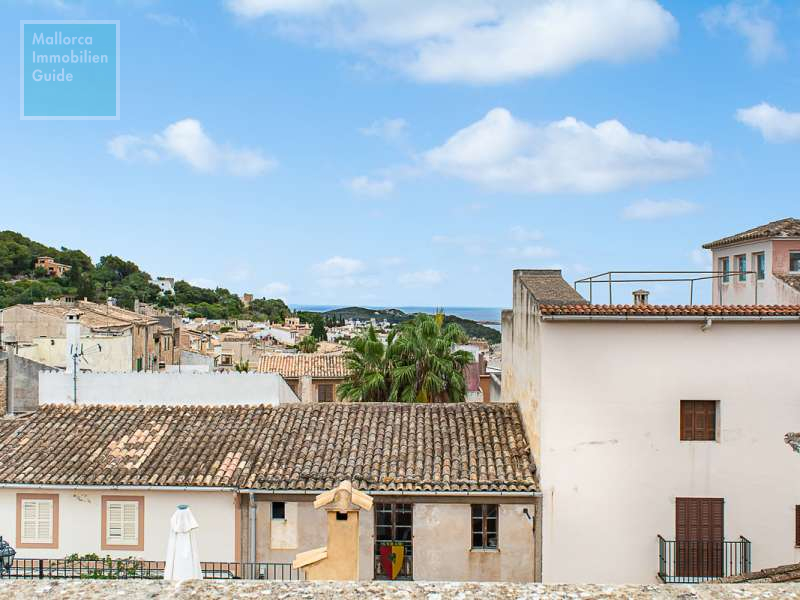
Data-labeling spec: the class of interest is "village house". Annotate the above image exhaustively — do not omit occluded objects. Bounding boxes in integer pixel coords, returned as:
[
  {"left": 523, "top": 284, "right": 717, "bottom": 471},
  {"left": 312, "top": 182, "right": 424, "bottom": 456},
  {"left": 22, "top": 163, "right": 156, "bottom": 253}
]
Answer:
[
  {"left": 0, "top": 402, "right": 539, "bottom": 582},
  {"left": 258, "top": 354, "right": 348, "bottom": 402},
  {"left": 502, "top": 268, "right": 800, "bottom": 584},
  {"left": 704, "top": 217, "right": 800, "bottom": 305},
  {"left": 261, "top": 317, "right": 313, "bottom": 346},
  {"left": 0, "top": 300, "right": 162, "bottom": 372},
  {"left": 34, "top": 256, "right": 71, "bottom": 278}
]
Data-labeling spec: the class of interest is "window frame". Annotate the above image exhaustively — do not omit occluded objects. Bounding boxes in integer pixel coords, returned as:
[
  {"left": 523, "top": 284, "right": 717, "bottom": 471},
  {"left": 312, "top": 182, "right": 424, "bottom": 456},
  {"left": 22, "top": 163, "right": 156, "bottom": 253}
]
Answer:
[
  {"left": 753, "top": 252, "right": 766, "bottom": 280},
  {"left": 317, "top": 383, "right": 334, "bottom": 403},
  {"left": 470, "top": 504, "right": 499, "bottom": 551},
  {"left": 790, "top": 252, "right": 800, "bottom": 274},
  {"left": 101, "top": 495, "right": 144, "bottom": 551},
  {"left": 680, "top": 400, "right": 718, "bottom": 442},
  {"left": 735, "top": 254, "right": 747, "bottom": 282},
  {"left": 720, "top": 257, "right": 730, "bottom": 283},
  {"left": 16, "top": 493, "right": 59, "bottom": 549}
]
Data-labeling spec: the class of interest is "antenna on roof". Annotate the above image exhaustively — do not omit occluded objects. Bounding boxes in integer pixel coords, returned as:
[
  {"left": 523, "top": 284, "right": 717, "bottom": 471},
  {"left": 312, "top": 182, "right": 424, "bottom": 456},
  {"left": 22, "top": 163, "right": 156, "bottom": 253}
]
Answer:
[{"left": 70, "top": 343, "right": 102, "bottom": 405}]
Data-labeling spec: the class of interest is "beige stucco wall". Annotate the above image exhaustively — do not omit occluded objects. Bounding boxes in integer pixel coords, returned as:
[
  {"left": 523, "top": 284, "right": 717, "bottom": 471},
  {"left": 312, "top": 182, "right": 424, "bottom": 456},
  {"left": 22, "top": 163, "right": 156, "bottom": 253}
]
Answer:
[
  {"left": 412, "top": 503, "right": 535, "bottom": 582},
  {"left": 16, "top": 334, "right": 133, "bottom": 372},
  {"left": 250, "top": 497, "right": 535, "bottom": 582},
  {"left": 0, "top": 488, "right": 237, "bottom": 561},
  {"left": 534, "top": 319, "right": 800, "bottom": 584}
]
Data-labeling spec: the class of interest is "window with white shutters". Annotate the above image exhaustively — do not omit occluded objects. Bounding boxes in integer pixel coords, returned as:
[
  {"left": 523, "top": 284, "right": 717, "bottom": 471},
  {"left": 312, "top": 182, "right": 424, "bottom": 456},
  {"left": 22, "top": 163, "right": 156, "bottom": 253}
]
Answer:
[
  {"left": 20, "top": 499, "right": 53, "bottom": 544},
  {"left": 105, "top": 500, "right": 139, "bottom": 546}
]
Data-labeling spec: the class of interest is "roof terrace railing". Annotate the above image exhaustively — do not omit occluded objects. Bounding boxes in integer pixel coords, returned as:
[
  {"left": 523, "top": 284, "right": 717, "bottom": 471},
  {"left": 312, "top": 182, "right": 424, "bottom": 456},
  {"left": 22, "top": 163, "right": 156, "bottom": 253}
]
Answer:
[{"left": 574, "top": 271, "right": 758, "bottom": 306}]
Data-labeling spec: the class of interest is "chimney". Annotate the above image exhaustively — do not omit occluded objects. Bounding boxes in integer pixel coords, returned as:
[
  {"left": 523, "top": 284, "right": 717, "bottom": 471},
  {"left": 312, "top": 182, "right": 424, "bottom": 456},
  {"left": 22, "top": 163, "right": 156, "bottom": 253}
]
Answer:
[
  {"left": 64, "top": 309, "right": 83, "bottom": 373},
  {"left": 632, "top": 289, "right": 650, "bottom": 306}
]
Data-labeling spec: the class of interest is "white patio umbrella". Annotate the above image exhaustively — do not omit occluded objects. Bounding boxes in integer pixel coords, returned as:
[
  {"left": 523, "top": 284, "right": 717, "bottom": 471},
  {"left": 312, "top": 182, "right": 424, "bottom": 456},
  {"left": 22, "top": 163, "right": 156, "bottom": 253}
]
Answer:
[{"left": 164, "top": 504, "right": 202, "bottom": 582}]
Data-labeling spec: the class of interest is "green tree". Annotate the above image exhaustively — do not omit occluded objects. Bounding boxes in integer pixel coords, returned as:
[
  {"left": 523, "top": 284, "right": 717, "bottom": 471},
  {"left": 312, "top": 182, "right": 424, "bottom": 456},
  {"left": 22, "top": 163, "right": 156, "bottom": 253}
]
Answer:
[
  {"left": 337, "top": 326, "right": 395, "bottom": 403},
  {"left": 297, "top": 335, "right": 319, "bottom": 353},
  {"left": 310, "top": 315, "right": 327, "bottom": 341}
]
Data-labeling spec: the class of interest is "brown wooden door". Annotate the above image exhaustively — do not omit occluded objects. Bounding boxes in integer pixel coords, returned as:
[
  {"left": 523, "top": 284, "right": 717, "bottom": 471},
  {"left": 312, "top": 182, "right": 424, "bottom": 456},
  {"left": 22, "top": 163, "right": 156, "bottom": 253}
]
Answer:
[{"left": 676, "top": 498, "right": 724, "bottom": 577}]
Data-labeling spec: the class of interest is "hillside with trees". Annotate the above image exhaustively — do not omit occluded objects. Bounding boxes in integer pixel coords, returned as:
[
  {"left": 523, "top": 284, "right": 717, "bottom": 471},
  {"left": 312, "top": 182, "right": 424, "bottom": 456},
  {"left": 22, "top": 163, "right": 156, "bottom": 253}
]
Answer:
[{"left": 0, "top": 231, "right": 290, "bottom": 321}]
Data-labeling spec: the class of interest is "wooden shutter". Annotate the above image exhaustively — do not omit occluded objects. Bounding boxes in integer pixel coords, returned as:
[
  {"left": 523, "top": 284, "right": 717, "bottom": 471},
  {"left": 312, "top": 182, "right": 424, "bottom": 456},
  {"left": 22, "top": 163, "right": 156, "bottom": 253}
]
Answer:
[
  {"left": 676, "top": 498, "right": 724, "bottom": 577},
  {"left": 106, "top": 500, "right": 138, "bottom": 545},
  {"left": 795, "top": 506, "right": 800, "bottom": 547},
  {"left": 680, "top": 401, "right": 716, "bottom": 441},
  {"left": 21, "top": 499, "right": 52, "bottom": 544}
]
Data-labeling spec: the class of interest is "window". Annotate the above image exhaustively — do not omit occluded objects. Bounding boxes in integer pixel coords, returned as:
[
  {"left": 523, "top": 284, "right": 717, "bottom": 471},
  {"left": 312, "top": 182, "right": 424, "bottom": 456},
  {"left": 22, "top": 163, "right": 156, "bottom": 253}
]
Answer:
[
  {"left": 317, "top": 383, "right": 334, "bottom": 403},
  {"left": 720, "top": 257, "right": 730, "bottom": 283},
  {"left": 680, "top": 400, "right": 717, "bottom": 441},
  {"left": 272, "top": 501, "right": 286, "bottom": 520},
  {"left": 754, "top": 252, "right": 766, "bottom": 280},
  {"left": 136, "top": 357, "right": 143, "bottom": 372},
  {"left": 471, "top": 504, "right": 498, "bottom": 550},
  {"left": 736, "top": 255, "right": 746, "bottom": 282},
  {"left": 102, "top": 496, "right": 143, "bottom": 550},
  {"left": 17, "top": 494, "right": 58, "bottom": 548},
  {"left": 791, "top": 252, "right": 800, "bottom": 273}
]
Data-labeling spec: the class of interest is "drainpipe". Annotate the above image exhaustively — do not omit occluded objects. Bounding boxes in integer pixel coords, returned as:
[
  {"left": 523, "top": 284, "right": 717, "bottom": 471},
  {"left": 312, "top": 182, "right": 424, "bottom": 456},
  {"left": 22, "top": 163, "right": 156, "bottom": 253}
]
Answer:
[{"left": 249, "top": 493, "right": 257, "bottom": 562}]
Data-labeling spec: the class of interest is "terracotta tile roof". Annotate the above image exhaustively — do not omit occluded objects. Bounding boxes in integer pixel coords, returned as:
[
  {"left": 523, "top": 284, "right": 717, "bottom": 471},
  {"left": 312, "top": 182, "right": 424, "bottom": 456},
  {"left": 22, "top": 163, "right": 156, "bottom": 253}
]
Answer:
[
  {"left": 777, "top": 274, "right": 800, "bottom": 292},
  {"left": 0, "top": 403, "right": 537, "bottom": 493},
  {"left": 258, "top": 353, "right": 349, "bottom": 379},
  {"left": 517, "top": 270, "right": 588, "bottom": 306},
  {"left": 24, "top": 300, "right": 157, "bottom": 330},
  {"left": 716, "top": 563, "right": 800, "bottom": 583},
  {"left": 702, "top": 217, "right": 800, "bottom": 249},
  {"left": 539, "top": 304, "right": 800, "bottom": 317}
]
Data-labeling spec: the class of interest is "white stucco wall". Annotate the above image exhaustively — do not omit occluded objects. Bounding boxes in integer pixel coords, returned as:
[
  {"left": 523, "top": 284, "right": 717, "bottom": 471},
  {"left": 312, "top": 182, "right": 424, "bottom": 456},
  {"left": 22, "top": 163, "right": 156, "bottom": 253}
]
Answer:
[
  {"left": 39, "top": 371, "right": 299, "bottom": 406},
  {"left": 0, "top": 488, "right": 237, "bottom": 561},
  {"left": 535, "top": 319, "right": 800, "bottom": 584}
]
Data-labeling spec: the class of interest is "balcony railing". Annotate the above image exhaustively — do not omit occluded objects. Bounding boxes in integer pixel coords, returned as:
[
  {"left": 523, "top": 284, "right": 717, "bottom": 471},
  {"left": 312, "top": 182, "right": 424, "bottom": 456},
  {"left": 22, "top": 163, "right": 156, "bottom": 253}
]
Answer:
[
  {"left": 658, "top": 535, "right": 751, "bottom": 583},
  {"left": 0, "top": 559, "right": 304, "bottom": 581}
]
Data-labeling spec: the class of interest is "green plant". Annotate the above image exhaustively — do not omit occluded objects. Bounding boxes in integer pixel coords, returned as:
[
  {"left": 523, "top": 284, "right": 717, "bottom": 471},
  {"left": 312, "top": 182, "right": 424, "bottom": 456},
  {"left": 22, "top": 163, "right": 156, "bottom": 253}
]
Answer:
[
  {"left": 234, "top": 360, "right": 250, "bottom": 372},
  {"left": 297, "top": 335, "right": 319, "bottom": 353}
]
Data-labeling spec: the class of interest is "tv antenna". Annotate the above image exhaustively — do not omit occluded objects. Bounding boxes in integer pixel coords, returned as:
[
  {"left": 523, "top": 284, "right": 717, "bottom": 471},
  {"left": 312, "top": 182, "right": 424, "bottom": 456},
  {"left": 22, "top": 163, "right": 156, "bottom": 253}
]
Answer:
[{"left": 69, "top": 343, "right": 102, "bottom": 404}]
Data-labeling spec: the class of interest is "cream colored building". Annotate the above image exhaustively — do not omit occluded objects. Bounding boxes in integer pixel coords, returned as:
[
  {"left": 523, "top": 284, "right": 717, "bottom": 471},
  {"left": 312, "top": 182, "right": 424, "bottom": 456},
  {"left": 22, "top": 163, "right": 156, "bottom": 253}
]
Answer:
[
  {"left": 502, "top": 269, "right": 800, "bottom": 584},
  {"left": 703, "top": 218, "right": 800, "bottom": 305},
  {"left": 0, "top": 401, "right": 539, "bottom": 582}
]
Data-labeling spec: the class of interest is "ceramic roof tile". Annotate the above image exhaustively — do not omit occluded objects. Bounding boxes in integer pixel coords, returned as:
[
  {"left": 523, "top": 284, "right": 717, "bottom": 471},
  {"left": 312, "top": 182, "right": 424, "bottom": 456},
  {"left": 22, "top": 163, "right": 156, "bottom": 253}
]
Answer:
[
  {"left": 539, "top": 304, "right": 800, "bottom": 317},
  {"left": 0, "top": 403, "right": 537, "bottom": 494},
  {"left": 258, "top": 354, "right": 349, "bottom": 378},
  {"left": 702, "top": 218, "right": 800, "bottom": 249}
]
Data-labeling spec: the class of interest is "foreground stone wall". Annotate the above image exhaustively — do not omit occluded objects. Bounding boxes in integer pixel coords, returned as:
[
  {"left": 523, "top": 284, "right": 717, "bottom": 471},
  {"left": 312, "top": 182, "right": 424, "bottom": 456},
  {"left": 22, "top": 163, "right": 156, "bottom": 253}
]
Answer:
[{"left": 0, "top": 580, "right": 799, "bottom": 599}]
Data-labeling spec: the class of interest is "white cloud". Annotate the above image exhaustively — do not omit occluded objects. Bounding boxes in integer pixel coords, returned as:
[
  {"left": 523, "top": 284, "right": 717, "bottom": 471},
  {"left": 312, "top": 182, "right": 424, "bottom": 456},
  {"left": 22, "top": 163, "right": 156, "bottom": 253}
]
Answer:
[
  {"left": 424, "top": 108, "right": 710, "bottom": 194},
  {"left": 622, "top": 199, "right": 700, "bottom": 220},
  {"left": 398, "top": 269, "right": 443, "bottom": 286},
  {"left": 223, "top": 0, "right": 678, "bottom": 84},
  {"left": 506, "top": 245, "right": 558, "bottom": 259},
  {"left": 314, "top": 255, "right": 365, "bottom": 277},
  {"left": 347, "top": 175, "right": 394, "bottom": 197},
  {"left": 359, "top": 118, "right": 407, "bottom": 142},
  {"left": 145, "top": 12, "right": 196, "bottom": 33},
  {"left": 701, "top": 1, "right": 783, "bottom": 64},
  {"left": 736, "top": 102, "right": 800, "bottom": 142},
  {"left": 262, "top": 281, "right": 291, "bottom": 296},
  {"left": 509, "top": 226, "right": 543, "bottom": 242},
  {"left": 107, "top": 118, "right": 275, "bottom": 176}
]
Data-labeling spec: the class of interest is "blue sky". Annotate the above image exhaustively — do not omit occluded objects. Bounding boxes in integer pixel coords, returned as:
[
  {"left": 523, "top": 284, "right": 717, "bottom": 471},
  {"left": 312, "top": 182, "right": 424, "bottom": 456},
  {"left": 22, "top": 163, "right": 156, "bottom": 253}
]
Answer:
[{"left": 2, "top": 0, "right": 799, "bottom": 308}]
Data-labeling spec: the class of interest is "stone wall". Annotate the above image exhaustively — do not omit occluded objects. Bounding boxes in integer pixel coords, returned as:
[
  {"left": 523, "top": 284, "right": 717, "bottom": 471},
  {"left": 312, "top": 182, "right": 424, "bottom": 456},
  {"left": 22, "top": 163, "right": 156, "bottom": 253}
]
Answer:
[
  {"left": 0, "top": 580, "right": 797, "bottom": 599},
  {"left": 0, "top": 352, "right": 7, "bottom": 415}
]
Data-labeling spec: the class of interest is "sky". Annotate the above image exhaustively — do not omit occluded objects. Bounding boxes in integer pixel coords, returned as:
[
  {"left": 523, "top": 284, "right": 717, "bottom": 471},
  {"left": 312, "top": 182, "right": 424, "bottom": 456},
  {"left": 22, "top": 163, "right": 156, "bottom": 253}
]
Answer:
[{"left": 1, "top": 0, "right": 799, "bottom": 308}]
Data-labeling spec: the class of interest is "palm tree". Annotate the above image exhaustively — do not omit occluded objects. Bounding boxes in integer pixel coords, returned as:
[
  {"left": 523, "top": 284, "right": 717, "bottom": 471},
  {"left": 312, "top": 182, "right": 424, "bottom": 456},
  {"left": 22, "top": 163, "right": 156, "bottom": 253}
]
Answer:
[
  {"left": 338, "top": 314, "right": 473, "bottom": 403},
  {"left": 388, "top": 313, "right": 472, "bottom": 403},
  {"left": 297, "top": 335, "right": 319, "bottom": 353},
  {"left": 337, "top": 326, "right": 395, "bottom": 402}
]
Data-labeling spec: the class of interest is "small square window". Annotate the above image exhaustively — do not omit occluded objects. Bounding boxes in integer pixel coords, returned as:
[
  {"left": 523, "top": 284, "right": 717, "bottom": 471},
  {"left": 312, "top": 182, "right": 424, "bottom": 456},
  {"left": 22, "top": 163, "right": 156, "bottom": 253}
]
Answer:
[
  {"left": 680, "top": 400, "right": 717, "bottom": 441},
  {"left": 336, "top": 512, "right": 348, "bottom": 521},
  {"left": 317, "top": 383, "right": 334, "bottom": 403},
  {"left": 471, "top": 504, "right": 499, "bottom": 549},
  {"left": 272, "top": 501, "right": 286, "bottom": 520},
  {"left": 790, "top": 252, "right": 800, "bottom": 273}
]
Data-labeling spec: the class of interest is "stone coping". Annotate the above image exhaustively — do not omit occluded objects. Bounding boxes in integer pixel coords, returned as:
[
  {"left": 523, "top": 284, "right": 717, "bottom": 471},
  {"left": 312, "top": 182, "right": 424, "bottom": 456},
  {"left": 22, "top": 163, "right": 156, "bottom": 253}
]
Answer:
[{"left": 1, "top": 580, "right": 800, "bottom": 599}]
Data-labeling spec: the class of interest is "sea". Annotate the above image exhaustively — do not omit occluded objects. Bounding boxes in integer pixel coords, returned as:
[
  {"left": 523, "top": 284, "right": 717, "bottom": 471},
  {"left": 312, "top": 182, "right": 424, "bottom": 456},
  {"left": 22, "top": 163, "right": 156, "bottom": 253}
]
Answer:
[{"left": 292, "top": 305, "right": 503, "bottom": 328}]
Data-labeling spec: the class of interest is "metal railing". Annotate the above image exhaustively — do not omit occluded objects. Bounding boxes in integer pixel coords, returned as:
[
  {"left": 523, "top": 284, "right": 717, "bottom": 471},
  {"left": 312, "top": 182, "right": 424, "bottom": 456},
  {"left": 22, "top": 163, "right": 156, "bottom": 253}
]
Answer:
[
  {"left": 0, "top": 559, "right": 304, "bottom": 581},
  {"left": 574, "top": 271, "right": 758, "bottom": 306},
  {"left": 658, "top": 535, "right": 751, "bottom": 583}
]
